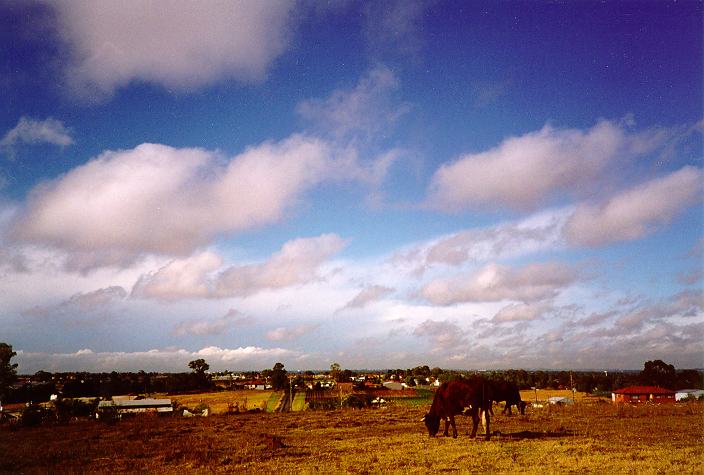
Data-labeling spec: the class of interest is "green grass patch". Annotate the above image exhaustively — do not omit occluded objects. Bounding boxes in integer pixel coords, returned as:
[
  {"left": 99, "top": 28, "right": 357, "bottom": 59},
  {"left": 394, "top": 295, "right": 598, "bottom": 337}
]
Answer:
[{"left": 292, "top": 392, "right": 307, "bottom": 411}]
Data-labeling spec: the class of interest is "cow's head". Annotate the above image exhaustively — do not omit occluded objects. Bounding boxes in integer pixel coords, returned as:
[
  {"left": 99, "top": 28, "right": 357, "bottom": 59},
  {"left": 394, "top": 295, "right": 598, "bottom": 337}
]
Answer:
[{"left": 421, "top": 413, "right": 440, "bottom": 436}]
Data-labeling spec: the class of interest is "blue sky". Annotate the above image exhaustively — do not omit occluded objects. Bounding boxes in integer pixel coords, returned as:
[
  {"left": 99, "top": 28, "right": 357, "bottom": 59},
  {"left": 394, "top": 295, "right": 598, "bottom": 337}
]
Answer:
[{"left": 1, "top": 0, "right": 702, "bottom": 373}]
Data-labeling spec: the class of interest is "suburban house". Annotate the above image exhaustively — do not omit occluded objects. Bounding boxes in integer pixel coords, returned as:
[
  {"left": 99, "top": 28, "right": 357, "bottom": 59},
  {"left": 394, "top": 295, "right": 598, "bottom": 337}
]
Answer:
[{"left": 611, "top": 386, "right": 676, "bottom": 404}]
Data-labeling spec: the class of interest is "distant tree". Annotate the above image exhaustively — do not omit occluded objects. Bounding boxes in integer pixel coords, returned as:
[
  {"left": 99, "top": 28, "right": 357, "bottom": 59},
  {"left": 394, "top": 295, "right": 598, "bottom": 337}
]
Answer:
[
  {"left": 271, "top": 362, "right": 288, "bottom": 390},
  {"left": 640, "top": 360, "right": 677, "bottom": 389},
  {"left": 676, "top": 369, "right": 704, "bottom": 389},
  {"left": 188, "top": 359, "right": 210, "bottom": 374},
  {"left": 329, "top": 362, "right": 341, "bottom": 382},
  {"left": 0, "top": 343, "right": 18, "bottom": 399},
  {"left": 188, "top": 359, "right": 211, "bottom": 390}
]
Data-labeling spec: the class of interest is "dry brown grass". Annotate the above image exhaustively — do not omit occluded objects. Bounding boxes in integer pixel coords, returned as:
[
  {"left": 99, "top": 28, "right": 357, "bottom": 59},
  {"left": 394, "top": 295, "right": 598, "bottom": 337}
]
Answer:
[{"left": 1, "top": 401, "right": 702, "bottom": 473}]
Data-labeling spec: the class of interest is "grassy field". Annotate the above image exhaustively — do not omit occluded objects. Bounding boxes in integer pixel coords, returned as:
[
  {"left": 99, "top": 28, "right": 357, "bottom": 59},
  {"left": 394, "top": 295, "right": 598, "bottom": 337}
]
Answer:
[
  {"left": 154, "top": 390, "right": 282, "bottom": 414},
  {"left": 1, "top": 400, "right": 702, "bottom": 473}
]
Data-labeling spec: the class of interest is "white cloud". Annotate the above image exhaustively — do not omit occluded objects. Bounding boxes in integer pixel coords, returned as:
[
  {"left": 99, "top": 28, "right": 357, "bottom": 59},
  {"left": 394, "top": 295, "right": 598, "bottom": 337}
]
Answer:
[
  {"left": 341, "top": 285, "right": 394, "bottom": 309},
  {"left": 426, "top": 119, "right": 669, "bottom": 212},
  {"left": 1, "top": 117, "right": 73, "bottom": 148},
  {"left": 420, "top": 261, "right": 578, "bottom": 306},
  {"left": 11, "top": 136, "right": 341, "bottom": 269},
  {"left": 132, "top": 234, "right": 346, "bottom": 300},
  {"left": 398, "top": 208, "right": 569, "bottom": 272},
  {"left": 132, "top": 251, "right": 223, "bottom": 301},
  {"left": 215, "top": 234, "right": 347, "bottom": 297},
  {"left": 493, "top": 302, "right": 549, "bottom": 322},
  {"left": 362, "top": 1, "right": 430, "bottom": 60},
  {"left": 22, "top": 286, "right": 127, "bottom": 318},
  {"left": 46, "top": 0, "right": 296, "bottom": 98},
  {"left": 15, "top": 346, "right": 299, "bottom": 372},
  {"left": 564, "top": 166, "right": 703, "bottom": 246},
  {"left": 171, "top": 309, "right": 250, "bottom": 337},
  {"left": 296, "top": 65, "right": 410, "bottom": 139},
  {"left": 266, "top": 324, "right": 317, "bottom": 342},
  {"left": 413, "top": 319, "right": 467, "bottom": 351}
]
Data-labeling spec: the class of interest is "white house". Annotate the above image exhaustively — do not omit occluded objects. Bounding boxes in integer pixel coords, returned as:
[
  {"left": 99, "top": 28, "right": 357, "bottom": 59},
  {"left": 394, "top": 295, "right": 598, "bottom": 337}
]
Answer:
[{"left": 675, "top": 389, "right": 704, "bottom": 401}]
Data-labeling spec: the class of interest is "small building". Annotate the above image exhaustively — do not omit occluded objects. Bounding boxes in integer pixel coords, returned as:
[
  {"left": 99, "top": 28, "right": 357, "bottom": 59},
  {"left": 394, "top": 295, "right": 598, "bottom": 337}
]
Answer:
[
  {"left": 383, "top": 381, "right": 404, "bottom": 391},
  {"left": 612, "top": 386, "right": 676, "bottom": 404},
  {"left": 675, "top": 389, "right": 704, "bottom": 402},
  {"left": 98, "top": 398, "right": 173, "bottom": 415},
  {"left": 548, "top": 396, "right": 573, "bottom": 405}
]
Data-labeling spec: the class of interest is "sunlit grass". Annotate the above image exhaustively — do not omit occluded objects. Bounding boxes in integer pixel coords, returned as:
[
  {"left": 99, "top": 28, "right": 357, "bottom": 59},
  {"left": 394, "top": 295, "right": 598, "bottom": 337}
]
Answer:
[{"left": 1, "top": 400, "right": 701, "bottom": 473}]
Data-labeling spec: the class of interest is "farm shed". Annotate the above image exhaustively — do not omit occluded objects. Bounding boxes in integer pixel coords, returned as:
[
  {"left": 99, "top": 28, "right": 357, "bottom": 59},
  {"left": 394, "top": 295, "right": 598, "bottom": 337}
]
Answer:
[
  {"left": 98, "top": 398, "right": 173, "bottom": 415},
  {"left": 548, "top": 396, "right": 573, "bottom": 405},
  {"left": 382, "top": 382, "right": 404, "bottom": 391},
  {"left": 675, "top": 389, "right": 704, "bottom": 401},
  {"left": 611, "top": 386, "right": 675, "bottom": 404}
]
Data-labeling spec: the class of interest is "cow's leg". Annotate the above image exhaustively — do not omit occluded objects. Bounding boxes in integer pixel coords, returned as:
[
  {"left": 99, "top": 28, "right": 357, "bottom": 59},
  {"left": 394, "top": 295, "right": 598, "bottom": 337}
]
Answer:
[
  {"left": 469, "top": 408, "right": 479, "bottom": 438},
  {"left": 483, "top": 408, "right": 491, "bottom": 441},
  {"left": 443, "top": 416, "right": 450, "bottom": 437},
  {"left": 448, "top": 414, "right": 458, "bottom": 438}
]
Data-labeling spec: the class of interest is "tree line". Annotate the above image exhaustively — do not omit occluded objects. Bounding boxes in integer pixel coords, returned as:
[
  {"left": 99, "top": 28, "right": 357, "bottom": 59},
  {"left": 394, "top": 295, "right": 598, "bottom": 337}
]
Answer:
[{"left": 1, "top": 342, "right": 702, "bottom": 404}]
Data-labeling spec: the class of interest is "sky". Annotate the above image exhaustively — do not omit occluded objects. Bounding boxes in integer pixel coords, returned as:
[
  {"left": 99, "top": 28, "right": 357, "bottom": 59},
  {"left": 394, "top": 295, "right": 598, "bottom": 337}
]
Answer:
[{"left": 1, "top": 0, "right": 702, "bottom": 373}]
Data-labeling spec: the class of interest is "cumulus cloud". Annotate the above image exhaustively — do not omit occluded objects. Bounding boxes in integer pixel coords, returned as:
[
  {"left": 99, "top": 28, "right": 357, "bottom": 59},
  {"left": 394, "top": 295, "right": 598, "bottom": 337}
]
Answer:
[
  {"left": 297, "top": 65, "right": 410, "bottom": 139},
  {"left": 133, "top": 234, "right": 346, "bottom": 300},
  {"left": 132, "top": 251, "right": 223, "bottom": 301},
  {"left": 46, "top": 0, "right": 296, "bottom": 98},
  {"left": 420, "top": 261, "right": 578, "bottom": 306},
  {"left": 398, "top": 208, "right": 569, "bottom": 272},
  {"left": 11, "top": 136, "right": 341, "bottom": 269},
  {"left": 1, "top": 117, "right": 73, "bottom": 149},
  {"left": 564, "top": 166, "right": 703, "bottom": 246},
  {"left": 426, "top": 119, "right": 669, "bottom": 212},
  {"left": 215, "top": 234, "right": 346, "bottom": 297}
]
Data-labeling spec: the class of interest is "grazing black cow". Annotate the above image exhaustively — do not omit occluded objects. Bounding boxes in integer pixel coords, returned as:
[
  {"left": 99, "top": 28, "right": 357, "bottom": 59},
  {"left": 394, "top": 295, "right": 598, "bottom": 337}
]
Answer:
[
  {"left": 421, "top": 377, "right": 492, "bottom": 440},
  {"left": 489, "top": 380, "right": 526, "bottom": 416}
]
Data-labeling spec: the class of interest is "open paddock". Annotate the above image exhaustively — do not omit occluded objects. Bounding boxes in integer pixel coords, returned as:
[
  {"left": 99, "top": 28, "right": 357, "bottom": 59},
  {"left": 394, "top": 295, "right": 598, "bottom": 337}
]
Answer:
[{"left": 1, "top": 398, "right": 701, "bottom": 473}]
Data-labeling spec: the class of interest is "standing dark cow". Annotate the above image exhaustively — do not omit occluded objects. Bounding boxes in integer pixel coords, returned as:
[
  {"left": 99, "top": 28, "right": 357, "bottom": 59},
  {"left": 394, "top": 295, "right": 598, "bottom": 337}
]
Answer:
[
  {"left": 421, "top": 377, "right": 492, "bottom": 440},
  {"left": 489, "top": 380, "right": 526, "bottom": 416}
]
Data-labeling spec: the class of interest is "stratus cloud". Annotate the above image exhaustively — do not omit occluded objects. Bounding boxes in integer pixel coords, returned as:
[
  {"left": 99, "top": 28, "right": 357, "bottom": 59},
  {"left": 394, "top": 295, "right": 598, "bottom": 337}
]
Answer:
[
  {"left": 266, "top": 324, "right": 317, "bottom": 342},
  {"left": 132, "top": 234, "right": 346, "bottom": 300},
  {"left": 15, "top": 346, "right": 299, "bottom": 372},
  {"left": 12, "top": 136, "right": 339, "bottom": 268},
  {"left": 564, "top": 166, "right": 703, "bottom": 246},
  {"left": 420, "top": 261, "right": 578, "bottom": 306},
  {"left": 1, "top": 117, "right": 73, "bottom": 148},
  {"left": 22, "top": 286, "right": 127, "bottom": 318},
  {"left": 426, "top": 119, "right": 668, "bottom": 212},
  {"left": 172, "top": 309, "right": 254, "bottom": 337},
  {"left": 493, "top": 302, "right": 549, "bottom": 322},
  {"left": 342, "top": 285, "right": 394, "bottom": 309},
  {"left": 46, "top": 0, "right": 295, "bottom": 97}
]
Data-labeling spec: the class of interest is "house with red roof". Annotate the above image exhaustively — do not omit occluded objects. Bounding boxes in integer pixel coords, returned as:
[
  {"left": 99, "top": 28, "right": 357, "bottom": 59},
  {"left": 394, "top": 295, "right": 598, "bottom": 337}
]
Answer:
[{"left": 611, "top": 386, "right": 676, "bottom": 404}]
